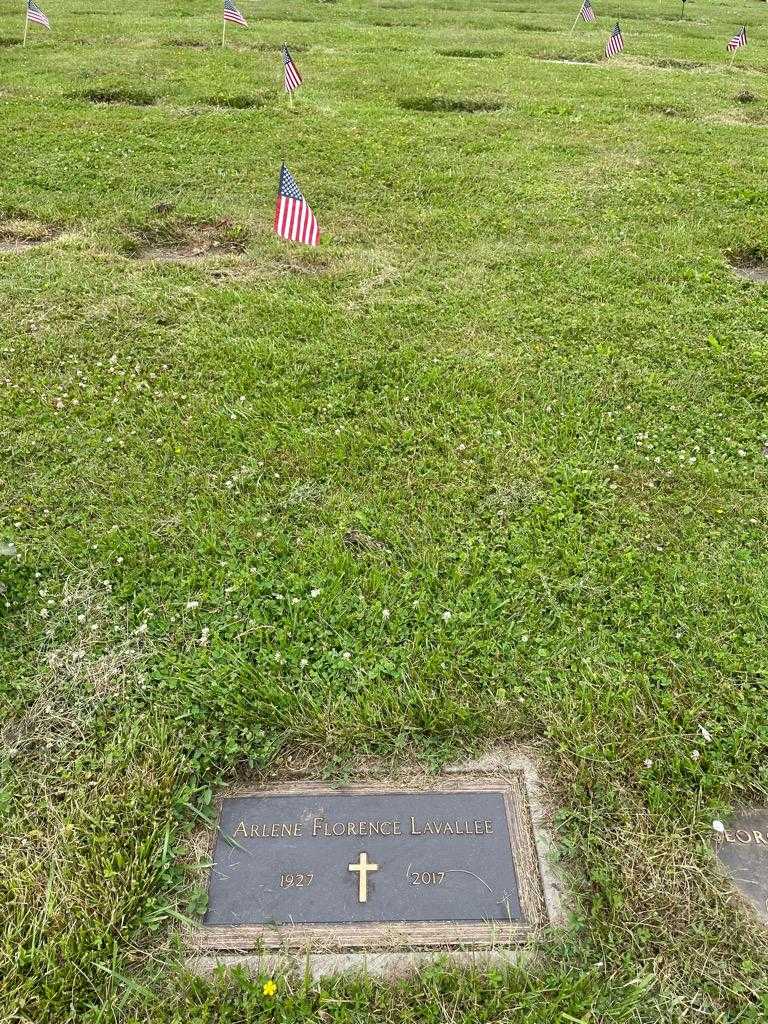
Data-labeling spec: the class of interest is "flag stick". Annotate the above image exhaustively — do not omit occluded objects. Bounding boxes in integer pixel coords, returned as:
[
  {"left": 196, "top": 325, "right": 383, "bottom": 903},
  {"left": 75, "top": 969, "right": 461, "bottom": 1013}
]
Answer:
[
  {"left": 22, "top": 9, "right": 28, "bottom": 46},
  {"left": 569, "top": 10, "right": 581, "bottom": 33},
  {"left": 283, "top": 42, "right": 293, "bottom": 105},
  {"left": 221, "top": 18, "right": 226, "bottom": 47}
]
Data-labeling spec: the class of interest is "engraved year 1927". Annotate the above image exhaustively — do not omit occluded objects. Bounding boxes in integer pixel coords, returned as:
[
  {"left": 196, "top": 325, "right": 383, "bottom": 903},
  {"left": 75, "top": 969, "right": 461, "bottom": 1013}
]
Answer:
[{"left": 280, "top": 872, "right": 314, "bottom": 888}]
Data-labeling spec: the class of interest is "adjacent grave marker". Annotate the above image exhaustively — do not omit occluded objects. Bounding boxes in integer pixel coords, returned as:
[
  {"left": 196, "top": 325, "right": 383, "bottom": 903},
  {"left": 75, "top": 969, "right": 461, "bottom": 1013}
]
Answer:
[
  {"left": 714, "top": 808, "right": 768, "bottom": 922},
  {"left": 195, "top": 774, "right": 553, "bottom": 952}
]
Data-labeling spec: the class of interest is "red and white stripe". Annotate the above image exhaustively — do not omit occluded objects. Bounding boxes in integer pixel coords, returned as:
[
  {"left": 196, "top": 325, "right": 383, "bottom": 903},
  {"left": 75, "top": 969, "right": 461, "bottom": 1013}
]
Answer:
[
  {"left": 284, "top": 59, "right": 302, "bottom": 92},
  {"left": 604, "top": 23, "right": 624, "bottom": 58},
  {"left": 27, "top": 2, "right": 50, "bottom": 28},
  {"left": 274, "top": 195, "right": 319, "bottom": 246},
  {"left": 727, "top": 26, "right": 747, "bottom": 52},
  {"left": 223, "top": 0, "right": 247, "bottom": 28},
  {"left": 580, "top": 1, "right": 596, "bottom": 23}
]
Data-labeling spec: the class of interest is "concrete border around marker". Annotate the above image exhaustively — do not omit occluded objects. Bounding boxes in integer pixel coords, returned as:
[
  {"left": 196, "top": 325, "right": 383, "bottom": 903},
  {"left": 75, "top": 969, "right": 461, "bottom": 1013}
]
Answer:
[
  {"left": 443, "top": 747, "right": 566, "bottom": 929},
  {"left": 186, "top": 946, "right": 529, "bottom": 981}
]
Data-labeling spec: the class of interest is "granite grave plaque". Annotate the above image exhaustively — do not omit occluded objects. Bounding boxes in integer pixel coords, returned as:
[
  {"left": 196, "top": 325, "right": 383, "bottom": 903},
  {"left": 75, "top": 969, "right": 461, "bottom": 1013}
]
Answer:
[
  {"left": 715, "top": 808, "right": 768, "bottom": 922},
  {"left": 196, "top": 779, "right": 550, "bottom": 950}
]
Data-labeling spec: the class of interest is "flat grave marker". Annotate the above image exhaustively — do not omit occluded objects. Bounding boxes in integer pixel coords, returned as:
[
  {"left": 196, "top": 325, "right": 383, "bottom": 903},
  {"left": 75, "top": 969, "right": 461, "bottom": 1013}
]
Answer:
[
  {"left": 715, "top": 808, "right": 768, "bottom": 922},
  {"left": 195, "top": 775, "right": 553, "bottom": 951}
]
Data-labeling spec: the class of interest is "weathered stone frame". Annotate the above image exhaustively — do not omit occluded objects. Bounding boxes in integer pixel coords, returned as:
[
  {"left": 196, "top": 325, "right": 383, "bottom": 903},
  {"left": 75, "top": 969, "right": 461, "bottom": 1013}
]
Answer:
[{"left": 189, "top": 754, "right": 560, "bottom": 955}]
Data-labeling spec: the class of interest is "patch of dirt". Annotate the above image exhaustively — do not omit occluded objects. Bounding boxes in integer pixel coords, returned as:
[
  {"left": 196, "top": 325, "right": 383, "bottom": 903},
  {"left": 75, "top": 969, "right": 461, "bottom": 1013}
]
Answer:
[
  {"left": 199, "top": 94, "right": 266, "bottom": 109},
  {"left": 398, "top": 96, "right": 503, "bottom": 113},
  {"left": 643, "top": 103, "right": 688, "bottom": 118},
  {"left": 735, "top": 90, "right": 759, "bottom": 104},
  {"left": 77, "top": 87, "right": 156, "bottom": 106},
  {"left": 515, "top": 22, "right": 558, "bottom": 32},
  {"left": 0, "top": 219, "right": 60, "bottom": 253},
  {"left": 343, "top": 529, "right": 390, "bottom": 554},
  {"left": 741, "top": 108, "right": 768, "bottom": 125},
  {"left": 437, "top": 48, "right": 504, "bottom": 58},
  {"left": 208, "top": 251, "right": 333, "bottom": 283},
  {"left": 537, "top": 55, "right": 598, "bottom": 66},
  {"left": 647, "top": 58, "right": 704, "bottom": 70},
  {"left": 714, "top": 107, "right": 768, "bottom": 127},
  {"left": 483, "top": 479, "right": 541, "bottom": 522},
  {"left": 726, "top": 247, "right": 768, "bottom": 284},
  {"left": 130, "top": 219, "right": 248, "bottom": 262}
]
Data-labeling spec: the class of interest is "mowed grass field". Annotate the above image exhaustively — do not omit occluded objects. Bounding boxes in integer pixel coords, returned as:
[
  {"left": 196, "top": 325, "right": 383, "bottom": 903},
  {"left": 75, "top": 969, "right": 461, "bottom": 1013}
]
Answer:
[{"left": 2, "top": 0, "right": 768, "bottom": 1019}]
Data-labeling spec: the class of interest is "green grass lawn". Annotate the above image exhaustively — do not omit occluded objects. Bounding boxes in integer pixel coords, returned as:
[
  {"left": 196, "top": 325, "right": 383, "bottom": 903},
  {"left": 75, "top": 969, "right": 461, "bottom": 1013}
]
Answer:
[{"left": 2, "top": 0, "right": 768, "bottom": 1018}]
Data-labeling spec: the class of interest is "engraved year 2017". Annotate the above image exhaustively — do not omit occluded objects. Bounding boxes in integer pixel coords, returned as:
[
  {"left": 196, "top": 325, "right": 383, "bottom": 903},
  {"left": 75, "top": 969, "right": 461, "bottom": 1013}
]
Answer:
[
  {"left": 280, "top": 872, "right": 314, "bottom": 888},
  {"left": 408, "top": 870, "right": 445, "bottom": 886}
]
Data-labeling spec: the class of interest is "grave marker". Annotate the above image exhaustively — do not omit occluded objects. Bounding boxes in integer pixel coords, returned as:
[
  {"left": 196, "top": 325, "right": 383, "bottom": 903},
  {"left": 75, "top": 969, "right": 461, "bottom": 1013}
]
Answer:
[
  {"left": 715, "top": 808, "right": 768, "bottom": 922},
  {"left": 195, "top": 773, "right": 556, "bottom": 952}
]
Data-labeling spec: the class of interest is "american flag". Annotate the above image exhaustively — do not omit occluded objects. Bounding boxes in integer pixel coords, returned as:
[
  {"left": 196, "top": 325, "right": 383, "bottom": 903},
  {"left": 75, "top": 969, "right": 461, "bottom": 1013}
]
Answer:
[
  {"left": 223, "top": 0, "right": 247, "bottom": 28},
  {"left": 274, "top": 163, "right": 319, "bottom": 247},
  {"left": 579, "top": 0, "right": 596, "bottom": 23},
  {"left": 282, "top": 44, "right": 303, "bottom": 93},
  {"left": 604, "top": 22, "right": 624, "bottom": 58},
  {"left": 26, "top": 0, "right": 50, "bottom": 28},
  {"left": 727, "top": 26, "right": 747, "bottom": 52}
]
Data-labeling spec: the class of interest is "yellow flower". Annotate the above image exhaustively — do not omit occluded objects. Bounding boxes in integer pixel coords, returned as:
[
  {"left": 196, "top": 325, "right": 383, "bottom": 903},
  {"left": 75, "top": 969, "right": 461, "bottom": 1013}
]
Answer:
[{"left": 262, "top": 979, "right": 277, "bottom": 998}]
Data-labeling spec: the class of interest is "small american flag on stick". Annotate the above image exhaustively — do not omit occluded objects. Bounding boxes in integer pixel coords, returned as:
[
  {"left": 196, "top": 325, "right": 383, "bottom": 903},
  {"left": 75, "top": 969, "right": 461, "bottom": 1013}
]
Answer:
[
  {"left": 282, "top": 45, "right": 303, "bottom": 93},
  {"left": 580, "top": 0, "right": 596, "bottom": 23},
  {"left": 274, "top": 163, "right": 319, "bottom": 247},
  {"left": 26, "top": 0, "right": 50, "bottom": 29},
  {"left": 727, "top": 26, "right": 747, "bottom": 53},
  {"left": 604, "top": 22, "right": 624, "bottom": 58},
  {"left": 223, "top": 0, "right": 247, "bottom": 28}
]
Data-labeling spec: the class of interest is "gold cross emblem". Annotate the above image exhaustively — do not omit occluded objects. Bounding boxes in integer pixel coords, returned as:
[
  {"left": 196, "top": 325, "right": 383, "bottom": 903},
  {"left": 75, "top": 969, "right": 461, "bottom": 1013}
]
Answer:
[{"left": 348, "top": 851, "right": 378, "bottom": 903}]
